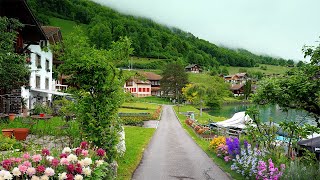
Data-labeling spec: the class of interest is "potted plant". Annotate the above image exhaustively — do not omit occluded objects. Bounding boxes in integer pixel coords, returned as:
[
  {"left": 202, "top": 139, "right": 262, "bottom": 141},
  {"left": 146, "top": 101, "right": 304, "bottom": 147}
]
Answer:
[
  {"left": 2, "top": 129, "right": 14, "bottom": 138},
  {"left": 13, "top": 128, "right": 29, "bottom": 140},
  {"left": 8, "top": 113, "right": 15, "bottom": 121}
]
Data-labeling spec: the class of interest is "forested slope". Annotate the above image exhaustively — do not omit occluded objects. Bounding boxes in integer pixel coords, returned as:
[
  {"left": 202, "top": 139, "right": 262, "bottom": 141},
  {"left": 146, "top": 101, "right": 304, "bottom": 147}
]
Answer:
[{"left": 27, "top": 0, "right": 293, "bottom": 68}]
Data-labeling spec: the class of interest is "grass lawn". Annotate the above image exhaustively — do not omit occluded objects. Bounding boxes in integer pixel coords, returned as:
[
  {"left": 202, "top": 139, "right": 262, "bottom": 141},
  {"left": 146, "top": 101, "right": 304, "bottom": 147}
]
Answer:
[
  {"left": 120, "top": 102, "right": 160, "bottom": 114},
  {"left": 134, "top": 96, "right": 173, "bottom": 105},
  {"left": 117, "top": 126, "right": 156, "bottom": 180},
  {"left": 175, "top": 105, "right": 226, "bottom": 124},
  {"left": 173, "top": 106, "right": 244, "bottom": 180},
  {"left": 49, "top": 17, "right": 86, "bottom": 37},
  {"left": 224, "top": 64, "right": 290, "bottom": 75}
]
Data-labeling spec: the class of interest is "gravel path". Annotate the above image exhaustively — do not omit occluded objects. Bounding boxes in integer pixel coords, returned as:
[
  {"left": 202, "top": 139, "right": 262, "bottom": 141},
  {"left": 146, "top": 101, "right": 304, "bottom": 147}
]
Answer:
[{"left": 132, "top": 105, "right": 231, "bottom": 180}]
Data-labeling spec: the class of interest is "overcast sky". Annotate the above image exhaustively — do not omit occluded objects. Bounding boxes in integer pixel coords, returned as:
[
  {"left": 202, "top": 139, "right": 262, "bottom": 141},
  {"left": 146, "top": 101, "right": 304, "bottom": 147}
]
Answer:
[{"left": 93, "top": 0, "right": 320, "bottom": 61}]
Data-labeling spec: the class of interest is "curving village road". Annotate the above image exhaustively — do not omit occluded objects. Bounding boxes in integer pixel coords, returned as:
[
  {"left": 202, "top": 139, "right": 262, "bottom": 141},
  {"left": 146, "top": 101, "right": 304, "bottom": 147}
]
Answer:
[{"left": 132, "top": 105, "right": 231, "bottom": 180}]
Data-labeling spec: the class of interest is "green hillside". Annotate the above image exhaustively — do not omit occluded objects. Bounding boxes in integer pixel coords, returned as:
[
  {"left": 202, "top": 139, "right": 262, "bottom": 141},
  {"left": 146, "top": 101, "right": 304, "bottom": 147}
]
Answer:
[
  {"left": 48, "top": 17, "right": 84, "bottom": 36},
  {"left": 225, "top": 64, "right": 290, "bottom": 75},
  {"left": 27, "top": 0, "right": 294, "bottom": 69}
]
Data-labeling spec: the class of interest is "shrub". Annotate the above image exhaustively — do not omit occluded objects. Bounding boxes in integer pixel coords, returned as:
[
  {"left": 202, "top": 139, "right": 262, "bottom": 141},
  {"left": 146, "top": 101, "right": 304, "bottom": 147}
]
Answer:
[
  {"left": 0, "top": 134, "right": 22, "bottom": 151},
  {"left": 194, "top": 125, "right": 201, "bottom": 132},
  {"left": 209, "top": 136, "right": 226, "bottom": 151},
  {"left": 31, "top": 102, "right": 53, "bottom": 115},
  {"left": 216, "top": 144, "right": 228, "bottom": 158},
  {"left": 120, "top": 117, "right": 144, "bottom": 126},
  {"left": 256, "top": 159, "right": 285, "bottom": 180}
]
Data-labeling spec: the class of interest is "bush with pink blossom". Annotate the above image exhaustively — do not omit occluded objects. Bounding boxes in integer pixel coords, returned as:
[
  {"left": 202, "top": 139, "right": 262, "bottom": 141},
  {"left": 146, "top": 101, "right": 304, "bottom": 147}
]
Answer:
[
  {"left": 256, "top": 159, "right": 285, "bottom": 180},
  {"left": 0, "top": 142, "right": 115, "bottom": 180}
]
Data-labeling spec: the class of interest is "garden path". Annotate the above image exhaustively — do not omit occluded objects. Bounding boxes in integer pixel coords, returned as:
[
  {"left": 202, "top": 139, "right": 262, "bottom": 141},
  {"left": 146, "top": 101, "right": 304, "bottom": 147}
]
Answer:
[{"left": 132, "top": 105, "right": 231, "bottom": 180}]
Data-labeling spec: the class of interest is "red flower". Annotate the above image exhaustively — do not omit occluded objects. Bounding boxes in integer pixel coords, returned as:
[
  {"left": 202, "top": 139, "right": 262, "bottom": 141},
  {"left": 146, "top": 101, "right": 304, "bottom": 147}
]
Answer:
[
  {"left": 96, "top": 148, "right": 106, "bottom": 157},
  {"left": 66, "top": 174, "right": 74, "bottom": 180},
  {"left": 80, "top": 141, "right": 88, "bottom": 149},
  {"left": 67, "top": 164, "right": 75, "bottom": 173},
  {"left": 42, "top": 148, "right": 50, "bottom": 156},
  {"left": 75, "top": 148, "right": 82, "bottom": 156},
  {"left": 75, "top": 163, "right": 82, "bottom": 174},
  {"left": 51, "top": 159, "right": 59, "bottom": 167},
  {"left": 1, "top": 159, "right": 12, "bottom": 170},
  {"left": 37, "top": 165, "right": 45, "bottom": 173},
  {"left": 60, "top": 153, "right": 67, "bottom": 158}
]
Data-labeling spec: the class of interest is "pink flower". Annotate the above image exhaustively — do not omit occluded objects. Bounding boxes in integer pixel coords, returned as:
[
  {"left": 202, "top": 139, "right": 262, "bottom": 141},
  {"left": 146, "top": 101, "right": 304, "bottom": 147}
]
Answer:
[
  {"left": 96, "top": 148, "right": 105, "bottom": 157},
  {"left": 32, "top": 155, "right": 42, "bottom": 162},
  {"left": 51, "top": 159, "right": 59, "bottom": 167},
  {"left": 23, "top": 153, "right": 30, "bottom": 159},
  {"left": 67, "top": 164, "right": 74, "bottom": 173},
  {"left": 80, "top": 141, "right": 88, "bottom": 149},
  {"left": 42, "top": 149, "right": 50, "bottom": 156},
  {"left": 81, "top": 150, "right": 89, "bottom": 157},
  {"left": 23, "top": 161, "right": 32, "bottom": 167},
  {"left": 14, "top": 158, "right": 22, "bottom": 163},
  {"left": 75, "top": 148, "right": 82, "bottom": 156},
  {"left": 60, "top": 158, "right": 69, "bottom": 165},
  {"left": 26, "top": 167, "right": 36, "bottom": 176},
  {"left": 18, "top": 165, "right": 28, "bottom": 173}
]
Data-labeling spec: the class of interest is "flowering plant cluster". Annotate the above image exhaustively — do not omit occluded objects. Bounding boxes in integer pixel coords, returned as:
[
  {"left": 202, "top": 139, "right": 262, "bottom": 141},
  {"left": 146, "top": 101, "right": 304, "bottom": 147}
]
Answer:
[
  {"left": 0, "top": 142, "right": 110, "bottom": 180},
  {"left": 226, "top": 137, "right": 240, "bottom": 157},
  {"left": 231, "top": 143, "right": 265, "bottom": 177},
  {"left": 256, "top": 159, "right": 285, "bottom": 180},
  {"left": 209, "top": 136, "right": 226, "bottom": 151}
]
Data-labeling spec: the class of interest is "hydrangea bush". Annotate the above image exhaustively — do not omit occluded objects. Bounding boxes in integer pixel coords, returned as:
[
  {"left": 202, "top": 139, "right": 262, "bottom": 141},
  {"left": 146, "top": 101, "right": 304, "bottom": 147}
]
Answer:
[{"left": 0, "top": 142, "right": 115, "bottom": 180}]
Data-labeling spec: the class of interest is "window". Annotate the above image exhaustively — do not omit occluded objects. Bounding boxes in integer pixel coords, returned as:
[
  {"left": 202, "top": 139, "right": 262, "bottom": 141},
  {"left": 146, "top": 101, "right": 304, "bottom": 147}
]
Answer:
[
  {"left": 45, "top": 78, "right": 49, "bottom": 90},
  {"left": 138, "top": 88, "right": 142, "bottom": 92},
  {"left": 142, "top": 88, "right": 145, "bottom": 92},
  {"left": 126, "top": 81, "right": 133, "bottom": 86},
  {"left": 36, "top": 54, "right": 41, "bottom": 68},
  {"left": 36, "top": 76, "right": 40, "bottom": 88},
  {"left": 133, "top": 88, "right": 136, "bottom": 92},
  {"left": 147, "top": 88, "right": 150, "bottom": 92},
  {"left": 45, "top": 59, "right": 50, "bottom": 71}
]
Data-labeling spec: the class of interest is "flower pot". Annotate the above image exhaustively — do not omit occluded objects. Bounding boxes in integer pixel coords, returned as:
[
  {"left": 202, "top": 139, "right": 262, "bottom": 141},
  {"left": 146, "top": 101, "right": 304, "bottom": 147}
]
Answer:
[
  {"left": 2, "top": 129, "right": 14, "bottom": 138},
  {"left": 39, "top": 113, "right": 45, "bottom": 117},
  {"left": 8, "top": 113, "right": 15, "bottom": 121},
  {"left": 13, "top": 128, "right": 29, "bottom": 141}
]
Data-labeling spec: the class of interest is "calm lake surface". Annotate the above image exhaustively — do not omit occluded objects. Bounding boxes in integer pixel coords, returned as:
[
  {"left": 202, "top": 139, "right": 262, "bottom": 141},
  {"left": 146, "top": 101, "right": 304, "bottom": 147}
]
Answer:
[{"left": 207, "top": 104, "right": 316, "bottom": 125}]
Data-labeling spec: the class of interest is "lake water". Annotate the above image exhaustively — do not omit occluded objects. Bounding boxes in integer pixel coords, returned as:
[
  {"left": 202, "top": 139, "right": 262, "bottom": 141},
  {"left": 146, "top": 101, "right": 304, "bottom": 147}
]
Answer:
[{"left": 207, "top": 104, "right": 316, "bottom": 125}]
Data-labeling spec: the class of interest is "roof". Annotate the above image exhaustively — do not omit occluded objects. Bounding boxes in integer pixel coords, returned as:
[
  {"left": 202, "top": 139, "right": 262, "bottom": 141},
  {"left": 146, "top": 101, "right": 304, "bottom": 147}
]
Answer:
[
  {"left": 230, "top": 84, "right": 244, "bottom": 90},
  {"left": 235, "top": 73, "right": 247, "bottom": 78},
  {"left": 0, "top": 0, "right": 47, "bottom": 44},
  {"left": 140, "top": 72, "right": 162, "bottom": 80},
  {"left": 185, "top": 64, "right": 200, "bottom": 69},
  {"left": 130, "top": 78, "right": 150, "bottom": 85},
  {"left": 151, "top": 87, "right": 161, "bottom": 91},
  {"left": 41, "top": 26, "right": 63, "bottom": 44}
]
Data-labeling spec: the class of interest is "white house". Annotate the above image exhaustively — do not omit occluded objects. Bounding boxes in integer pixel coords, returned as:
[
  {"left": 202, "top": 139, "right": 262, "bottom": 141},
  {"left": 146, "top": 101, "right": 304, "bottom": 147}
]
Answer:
[{"left": 124, "top": 78, "right": 152, "bottom": 97}]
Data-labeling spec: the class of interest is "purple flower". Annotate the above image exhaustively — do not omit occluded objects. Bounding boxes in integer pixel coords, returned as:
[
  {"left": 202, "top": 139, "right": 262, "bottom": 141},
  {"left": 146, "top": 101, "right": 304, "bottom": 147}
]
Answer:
[
  {"left": 244, "top": 140, "right": 248, "bottom": 149},
  {"left": 226, "top": 137, "right": 240, "bottom": 157}
]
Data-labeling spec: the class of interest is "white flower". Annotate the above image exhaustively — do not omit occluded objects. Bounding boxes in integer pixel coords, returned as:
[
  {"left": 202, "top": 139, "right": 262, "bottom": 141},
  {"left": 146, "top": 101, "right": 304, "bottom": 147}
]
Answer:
[
  {"left": 82, "top": 167, "right": 91, "bottom": 176},
  {"left": 31, "top": 176, "right": 40, "bottom": 180},
  {"left": 95, "top": 160, "right": 104, "bottom": 167},
  {"left": 12, "top": 167, "right": 21, "bottom": 176},
  {"left": 82, "top": 157, "right": 92, "bottom": 166},
  {"left": 58, "top": 172, "right": 67, "bottom": 180},
  {"left": 78, "top": 159, "right": 84, "bottom": 167},
  {"left": 0, "top": 177, "right": 4, "bottom": 180},
  {"left": 62, "top": 147, "right": 71, "bottom": 154},
  {"left": 46, "top": 156, "right": 54, "bottom": 162},
  {"left": 2, "top": 171, "right": 12, "bottom": 180},
  {"left": 0, "top": 170, "right": 6, "bottom": 177},
  {"left": 44, "top": 167, "right": 55, "bottom": 177},
  {"left": 67, "top": 154, "right": 78, "bottom": 163},
  {"left": 74, "top": 174, "right": 83, "bottom": 180},
  {"left": 40, "top": 175, "right": 49, "bottom": 180}
]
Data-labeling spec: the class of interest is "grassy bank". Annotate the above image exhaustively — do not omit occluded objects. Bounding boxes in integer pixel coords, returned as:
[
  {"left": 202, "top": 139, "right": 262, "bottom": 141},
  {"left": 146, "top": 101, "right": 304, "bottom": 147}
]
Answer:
[
  {"left": 176, "top": 105, "right": 226, "bottom": 124},
  {"left": 173, "top": 106, "right": 244, "bottom": 180},
  {"left": 117, "top": 126, "right": 156, "bottom": 180},
  {"left": 224, "top": 64, "right": 290, "bottom": 75}
]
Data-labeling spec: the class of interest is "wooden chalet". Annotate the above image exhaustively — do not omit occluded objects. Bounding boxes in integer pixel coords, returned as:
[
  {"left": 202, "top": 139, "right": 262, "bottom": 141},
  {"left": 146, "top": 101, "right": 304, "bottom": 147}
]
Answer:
[
  {"left": 185, "top": 64, "right": 201, "bottom": 73},
  {"left": 140, "top": 72, "right": 162, "bottom": 96}
]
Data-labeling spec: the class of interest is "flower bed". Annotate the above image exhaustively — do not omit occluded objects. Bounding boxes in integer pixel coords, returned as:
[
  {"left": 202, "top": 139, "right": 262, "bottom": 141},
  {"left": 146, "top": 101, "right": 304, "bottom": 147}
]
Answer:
[
  {"left": 0, "top": 142, "right": 115, "bottom": 180},
  {"left": 185, "top": 118, "right": 215, "bottom": 141}
]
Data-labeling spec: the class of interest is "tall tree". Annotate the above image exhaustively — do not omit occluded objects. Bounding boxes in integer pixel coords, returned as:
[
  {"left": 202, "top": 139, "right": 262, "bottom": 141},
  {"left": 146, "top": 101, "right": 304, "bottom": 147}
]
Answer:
[
  {"left": 0, "top": 17, "right": 30, "bottom": 91},
  {"left": 243, "top": 80, "right": 252, "bottom": 100},
  {"left": 183, "top": 84, "right": 207, "bottom": 116},
  {"left": 160, "top": 62, "right": 188, "bottom": 101},
  {"left": 56, "top": 27, "right": 132, "bottom": 161},
  {"left": 254, "top": 38, "right": 320, "bottom": 126}
]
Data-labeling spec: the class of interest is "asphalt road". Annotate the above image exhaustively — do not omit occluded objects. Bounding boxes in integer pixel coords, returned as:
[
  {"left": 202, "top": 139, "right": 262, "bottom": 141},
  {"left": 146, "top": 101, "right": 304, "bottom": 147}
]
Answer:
[{"left": 132, "top": 105, "right": 231, "bottom": 180}]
